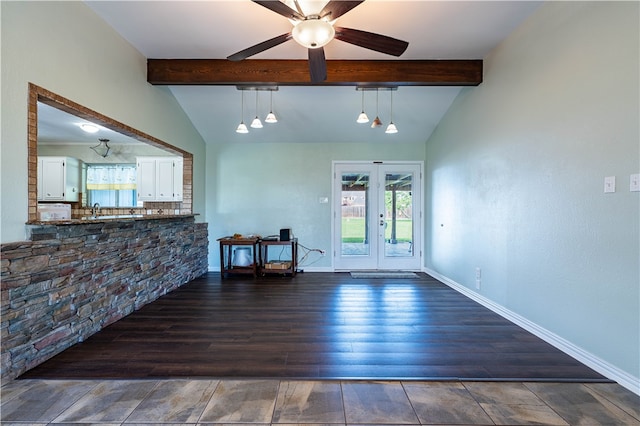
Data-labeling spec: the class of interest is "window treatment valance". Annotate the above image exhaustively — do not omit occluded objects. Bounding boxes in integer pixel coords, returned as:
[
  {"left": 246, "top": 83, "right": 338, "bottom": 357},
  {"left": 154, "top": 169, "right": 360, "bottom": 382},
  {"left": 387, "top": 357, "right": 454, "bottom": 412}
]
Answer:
[{"left": 86, "top": 164, "right": 136, "bottom": 190}]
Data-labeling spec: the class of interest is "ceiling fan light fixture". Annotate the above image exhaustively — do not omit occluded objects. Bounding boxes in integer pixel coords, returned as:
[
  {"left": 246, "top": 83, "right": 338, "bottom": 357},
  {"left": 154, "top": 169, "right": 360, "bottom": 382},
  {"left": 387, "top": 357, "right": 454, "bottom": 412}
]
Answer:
[{"left": 292, "top": 17, "right": 335, "bottom": 49}]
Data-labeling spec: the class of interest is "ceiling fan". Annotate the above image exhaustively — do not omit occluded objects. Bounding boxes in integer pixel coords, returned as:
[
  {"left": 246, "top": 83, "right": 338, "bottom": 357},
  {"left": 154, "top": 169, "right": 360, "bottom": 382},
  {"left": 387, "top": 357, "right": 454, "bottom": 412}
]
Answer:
[{"left": 227, "top": 0, "right": 409, "bottom": 83}]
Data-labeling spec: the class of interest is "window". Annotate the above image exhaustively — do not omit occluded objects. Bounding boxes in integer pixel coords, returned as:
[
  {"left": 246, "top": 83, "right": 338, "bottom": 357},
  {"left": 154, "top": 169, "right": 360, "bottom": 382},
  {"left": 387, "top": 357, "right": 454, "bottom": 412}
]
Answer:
[{"left": 86, "top": 164, "right": 138, "bottom": 207}]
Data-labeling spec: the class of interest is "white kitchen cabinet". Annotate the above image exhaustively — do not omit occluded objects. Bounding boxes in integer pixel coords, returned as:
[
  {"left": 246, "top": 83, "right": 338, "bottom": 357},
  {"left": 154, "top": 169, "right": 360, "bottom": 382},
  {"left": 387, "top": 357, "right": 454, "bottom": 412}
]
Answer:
[
  {"left": 136, "top": 157, "right": 157, "bottom": 201},
  {"left": 37, "top": 159, "right": 44, "bottom": 201},
  {"left": 173, "top": 157, "right": 184, "bottom": 201},
  {"left": 37, "top": 156, "right": 81, "bottom": 202},
  {"left": 136, "top": 156, "right": 183, "bottom": 202}
]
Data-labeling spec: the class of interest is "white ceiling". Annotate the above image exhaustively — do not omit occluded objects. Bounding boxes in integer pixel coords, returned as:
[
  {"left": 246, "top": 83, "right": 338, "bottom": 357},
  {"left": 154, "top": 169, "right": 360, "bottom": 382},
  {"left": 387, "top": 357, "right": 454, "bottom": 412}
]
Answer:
[
  {"left": 40, "top": 1, "right": 542, "bottom": 145},
  {"left": 38, "top": 102, "right": 140, "bottom": 145}
]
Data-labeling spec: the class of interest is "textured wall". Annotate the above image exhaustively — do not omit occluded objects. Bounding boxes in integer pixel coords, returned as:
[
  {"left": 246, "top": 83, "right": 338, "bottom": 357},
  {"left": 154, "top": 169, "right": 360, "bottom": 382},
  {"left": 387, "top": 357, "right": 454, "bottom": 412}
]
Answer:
[
  {"left": 1, "top": 217, "right": 208, "bottom": 382},
  {"left": 205, "top": 142, "right": 427, "bottom": 270},
  {"left": 425, "top": 2, "right": 639, "bottom": 387},
  {"left": 1, "top": 1, "right": 206, "bottom": 243}
]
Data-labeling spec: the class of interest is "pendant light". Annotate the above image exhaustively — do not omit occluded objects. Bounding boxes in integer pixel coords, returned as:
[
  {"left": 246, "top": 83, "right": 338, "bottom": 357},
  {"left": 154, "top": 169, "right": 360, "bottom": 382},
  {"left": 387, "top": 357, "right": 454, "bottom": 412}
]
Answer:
[
  {"left": 236, "top": 90, "right": 248, "bottom": 133},
  {"left": 385, "top": 90, "right": 398, "bottom": 134},
  {"left": 90, "top": 138, "right": 111, "bottom": 158},
  {"left": 371, "top": 88, "right": 383, "bottom": 128},
  {"left": 356, "top": 90, "right": 369, "bottom": 123},
  {"left": 250, "top": 90, "right": 263, "bottom": 129},
  {"left": 265, "top": 90, "right": 278, "bottom": 123}
]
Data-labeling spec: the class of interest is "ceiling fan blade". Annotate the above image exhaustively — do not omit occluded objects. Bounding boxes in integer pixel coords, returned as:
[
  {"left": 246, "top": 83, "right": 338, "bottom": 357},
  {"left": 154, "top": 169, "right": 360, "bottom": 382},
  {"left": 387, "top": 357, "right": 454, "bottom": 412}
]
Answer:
[
  {"left": 227, "top": 33, "right": 292, "bottom": 61},
  {"left": 308, "top": 48, "right": 327, "bottom": 83},
  {"left": 252, "top": 0, "right": 305, "bottom": 21},
  {"left": 319, "top": 1, "right": 364, "bottom": 20},
  {"left": 292, "top": 0, "right": 305, "bottom": 16},
  {"left": 334, "top": 27, "right": 409, "bottom": 56}
]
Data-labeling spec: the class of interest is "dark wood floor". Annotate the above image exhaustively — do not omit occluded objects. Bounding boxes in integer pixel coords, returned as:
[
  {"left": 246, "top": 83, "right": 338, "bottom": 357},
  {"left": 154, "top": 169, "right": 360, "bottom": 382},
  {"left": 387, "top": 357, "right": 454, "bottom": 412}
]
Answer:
[{"left": 21, "top": 272, "right": 608, "bottom": 381}]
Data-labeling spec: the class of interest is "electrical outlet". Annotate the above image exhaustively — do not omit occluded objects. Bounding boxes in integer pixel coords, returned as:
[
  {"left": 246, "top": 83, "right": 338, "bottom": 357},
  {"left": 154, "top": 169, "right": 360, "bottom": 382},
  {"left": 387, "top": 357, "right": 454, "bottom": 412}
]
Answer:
[{"left": 475, "top": 267, "right": 481, "bottom": 290}]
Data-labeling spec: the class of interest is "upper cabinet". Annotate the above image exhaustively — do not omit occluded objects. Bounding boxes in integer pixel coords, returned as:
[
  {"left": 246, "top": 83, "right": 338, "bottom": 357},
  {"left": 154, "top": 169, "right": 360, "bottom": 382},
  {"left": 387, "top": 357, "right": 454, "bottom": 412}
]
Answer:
[
  {"left": 173, "top": 157, "right": 184, "bottom": 201},
  {"left": 136, "top": 156, "right": 183, "bottom": 202},
  {"left": 37, "top": 156, "right": 81, "bottom": 202}
]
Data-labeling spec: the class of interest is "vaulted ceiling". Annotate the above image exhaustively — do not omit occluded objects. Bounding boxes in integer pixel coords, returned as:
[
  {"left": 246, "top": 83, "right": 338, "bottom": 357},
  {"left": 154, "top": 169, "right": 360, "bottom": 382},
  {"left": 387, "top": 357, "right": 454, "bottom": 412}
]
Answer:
[{"left": 42, "top": 1, "right": 541, "bottom": 145}]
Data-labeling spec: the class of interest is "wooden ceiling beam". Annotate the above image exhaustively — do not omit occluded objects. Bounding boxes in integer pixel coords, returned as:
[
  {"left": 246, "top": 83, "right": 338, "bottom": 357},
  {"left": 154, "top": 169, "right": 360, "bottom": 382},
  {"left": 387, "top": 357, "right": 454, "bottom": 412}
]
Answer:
[{"left": 147, "top": 59, "right": 482, "bottom": 86}]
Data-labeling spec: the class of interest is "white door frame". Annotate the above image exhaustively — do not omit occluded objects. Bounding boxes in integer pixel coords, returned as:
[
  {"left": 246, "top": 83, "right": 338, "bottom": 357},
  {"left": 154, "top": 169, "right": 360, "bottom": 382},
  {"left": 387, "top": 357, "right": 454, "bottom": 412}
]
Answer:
[{"left": 332, "top": 160, "right": 423, "bottom": 271}]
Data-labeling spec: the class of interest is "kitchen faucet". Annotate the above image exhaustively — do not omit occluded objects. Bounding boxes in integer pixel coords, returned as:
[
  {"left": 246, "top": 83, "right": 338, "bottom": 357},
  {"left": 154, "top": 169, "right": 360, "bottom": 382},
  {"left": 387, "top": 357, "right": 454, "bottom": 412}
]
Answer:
[{"left": 92, "top": 202, "right": 101, "bottom": 217}]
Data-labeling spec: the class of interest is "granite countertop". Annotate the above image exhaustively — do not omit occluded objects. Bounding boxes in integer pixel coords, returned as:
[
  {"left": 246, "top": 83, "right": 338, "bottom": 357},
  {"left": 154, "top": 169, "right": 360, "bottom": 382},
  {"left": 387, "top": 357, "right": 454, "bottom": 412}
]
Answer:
[{"left": 26, "top": 213, "right": 197, "bottom": 226}]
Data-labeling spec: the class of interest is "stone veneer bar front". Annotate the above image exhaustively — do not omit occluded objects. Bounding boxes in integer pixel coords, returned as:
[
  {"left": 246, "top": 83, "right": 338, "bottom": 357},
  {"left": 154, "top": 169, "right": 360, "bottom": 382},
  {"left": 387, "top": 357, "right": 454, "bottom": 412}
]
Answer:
[{"left": 0, "top": 215, "right": 208, "bottom": 383}]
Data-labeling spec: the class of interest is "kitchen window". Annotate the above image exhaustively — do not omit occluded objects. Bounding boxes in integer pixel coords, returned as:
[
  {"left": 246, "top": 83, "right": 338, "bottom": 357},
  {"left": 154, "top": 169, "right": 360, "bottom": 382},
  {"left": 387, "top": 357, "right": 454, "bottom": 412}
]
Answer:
[{"left": 86, "top": 164, "right": 139, "bottom": 207}]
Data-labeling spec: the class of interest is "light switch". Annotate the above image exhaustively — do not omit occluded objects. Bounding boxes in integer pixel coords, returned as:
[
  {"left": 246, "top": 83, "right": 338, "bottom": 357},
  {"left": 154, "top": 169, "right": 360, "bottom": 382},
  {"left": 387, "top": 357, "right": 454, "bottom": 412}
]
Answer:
[
  {"left": 630, "top": 174, "right": 640, "bottom": 192},
  {"left": 604, "top": 176, "right": 616, "bottom": 193},
  {"left": 319, "top": 197, "right": 329, "bottom": 204}
]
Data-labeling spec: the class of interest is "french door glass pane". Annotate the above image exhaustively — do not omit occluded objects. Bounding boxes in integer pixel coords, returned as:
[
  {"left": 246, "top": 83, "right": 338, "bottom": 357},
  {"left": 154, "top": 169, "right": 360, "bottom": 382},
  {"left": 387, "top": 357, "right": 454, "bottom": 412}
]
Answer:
[
  {"left": 384, "top": 172, "right": 413, "bottom": 257},
  {"left": 341, "top": 172, "right": 370, "bottom": 256}
]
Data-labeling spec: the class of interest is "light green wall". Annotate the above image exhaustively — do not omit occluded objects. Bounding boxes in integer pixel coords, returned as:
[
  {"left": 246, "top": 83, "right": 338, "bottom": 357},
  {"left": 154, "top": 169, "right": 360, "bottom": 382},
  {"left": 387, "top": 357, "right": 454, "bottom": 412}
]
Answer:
[
  {"left": 1, "top": 1, "right": 206, "bottom": 242},
  {"left": 426, "top": 2, "right": 639, "bottom": 384},
  {"left": 3, "top": 0, "right": 637, "bottom": 390},
  {"left": 206, "top": 142, "right": 426, "bottom": 269}
]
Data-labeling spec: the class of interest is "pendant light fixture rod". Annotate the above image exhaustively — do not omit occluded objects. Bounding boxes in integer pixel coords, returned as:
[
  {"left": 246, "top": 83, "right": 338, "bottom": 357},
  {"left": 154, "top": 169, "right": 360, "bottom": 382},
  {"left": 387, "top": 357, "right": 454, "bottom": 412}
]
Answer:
[
  {"left": 265, "top": 90, "right": 278, "bottom": 123},
  {"left": 385, "top": 89, "right": 398, "bottom": 134},
  {"left": 356, "top": 89, "right": 369, "bottom": 123},
  {"left": 371, "top": 88, "right": 383, "bottom": 128},
  {"left": 236, "top": 89, "right": 249, "bottom": 133},
  {"left": 251, "top": 90, "right": 263, "bottom": 128}
]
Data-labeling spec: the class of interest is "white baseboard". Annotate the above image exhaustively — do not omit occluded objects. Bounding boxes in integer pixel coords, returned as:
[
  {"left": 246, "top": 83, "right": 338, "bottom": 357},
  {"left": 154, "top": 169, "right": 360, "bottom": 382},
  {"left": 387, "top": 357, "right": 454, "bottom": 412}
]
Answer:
[
  {"left": 424, "top": 267, "right": 640, "bottom": 396},
  {"left": 207, "top": 266, "right": 333, "bottom": 273},
  {"left": 298, "top": 266, "right": 334, "bottom": 272}
]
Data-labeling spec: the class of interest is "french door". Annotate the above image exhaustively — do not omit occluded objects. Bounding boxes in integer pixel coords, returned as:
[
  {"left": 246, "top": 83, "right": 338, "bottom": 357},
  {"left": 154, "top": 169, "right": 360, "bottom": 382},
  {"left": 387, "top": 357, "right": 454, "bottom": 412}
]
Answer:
[{"left": 333, "top": 162, "right": 422, "bottom": 271}]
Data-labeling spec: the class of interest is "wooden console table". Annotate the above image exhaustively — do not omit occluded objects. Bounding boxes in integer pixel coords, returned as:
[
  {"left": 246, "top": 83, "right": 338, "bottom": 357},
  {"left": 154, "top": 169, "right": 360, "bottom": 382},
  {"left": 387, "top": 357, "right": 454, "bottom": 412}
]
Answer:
[
  {"left": 259, "top": 238, "right": 298, "bottom": 276},
  {"left": 217, "top": 237, "right": 259, "bottom": 278}
]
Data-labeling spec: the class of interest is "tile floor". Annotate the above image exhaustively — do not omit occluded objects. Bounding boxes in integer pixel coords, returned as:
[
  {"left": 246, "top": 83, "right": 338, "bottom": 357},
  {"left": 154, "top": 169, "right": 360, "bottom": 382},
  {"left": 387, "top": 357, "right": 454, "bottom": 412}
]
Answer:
[{"left": 1, "top": 379, "right": 638, "bottom": 425}]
